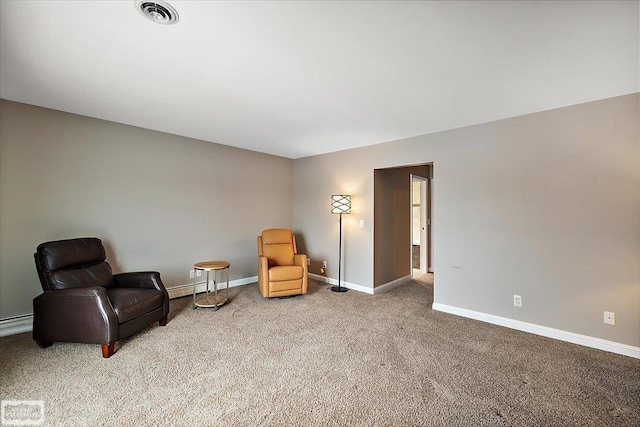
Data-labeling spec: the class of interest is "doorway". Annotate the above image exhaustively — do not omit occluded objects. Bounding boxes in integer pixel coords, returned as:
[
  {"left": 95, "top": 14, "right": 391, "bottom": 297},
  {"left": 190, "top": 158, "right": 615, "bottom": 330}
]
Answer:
[{"left": 373, "top": 163, "right": 433, "bottom": 289}]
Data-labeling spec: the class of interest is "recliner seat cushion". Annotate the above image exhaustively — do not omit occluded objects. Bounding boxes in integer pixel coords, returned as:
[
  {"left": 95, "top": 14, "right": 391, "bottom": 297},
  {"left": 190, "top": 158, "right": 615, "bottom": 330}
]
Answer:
[
  {"left": 105, "top": 288, "right": 164, "bottom": 324},
  {"left": 268, "top": 265, "right": 303, "bottom": 282}
]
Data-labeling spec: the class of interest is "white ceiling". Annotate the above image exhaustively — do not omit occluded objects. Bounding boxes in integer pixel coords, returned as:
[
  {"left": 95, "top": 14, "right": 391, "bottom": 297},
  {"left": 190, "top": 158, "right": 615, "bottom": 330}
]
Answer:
[{"left": 1, "top": 1, "right": 638, "bottom": 159}]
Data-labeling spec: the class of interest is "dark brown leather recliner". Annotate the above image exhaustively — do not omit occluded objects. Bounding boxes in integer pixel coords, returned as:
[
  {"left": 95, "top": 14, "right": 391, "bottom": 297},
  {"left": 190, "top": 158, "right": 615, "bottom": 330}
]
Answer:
[
  {"left": 257, "top": 229, "right": 308, "bottom": 298},
  {"left": 33, "top": 237, "right": 169, "bottom": 358}
]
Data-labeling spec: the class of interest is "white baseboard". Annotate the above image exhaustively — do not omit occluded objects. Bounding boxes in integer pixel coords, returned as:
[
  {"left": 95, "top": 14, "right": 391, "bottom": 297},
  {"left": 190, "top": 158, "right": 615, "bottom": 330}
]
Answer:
[
  {"left": 309, "top": 274, "right": 412, "bottom": 295},
  {"left": 309, "top": 273, "right": 373, "bottom": 294},
  {"left": 374, "top": 275, "right": 411, "bottom": 294},
  {"left": 432, "top": 302, "right": 640, "bottom": 359},
  {"left": 0, "top": 315, "right": 33, "bottom": 337},
  {"left": 167, "top": 276, "right": 257, "bottom": 299},
  {"left": 309, "top": 273, "right": 328, "bottom": 283}
]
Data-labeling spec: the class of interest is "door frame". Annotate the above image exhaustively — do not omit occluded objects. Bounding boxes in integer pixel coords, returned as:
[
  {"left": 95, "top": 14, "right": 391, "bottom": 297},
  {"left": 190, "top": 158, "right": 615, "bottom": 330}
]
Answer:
[{"left": 410, "top": 174, "right": 428, "bottom": 277}]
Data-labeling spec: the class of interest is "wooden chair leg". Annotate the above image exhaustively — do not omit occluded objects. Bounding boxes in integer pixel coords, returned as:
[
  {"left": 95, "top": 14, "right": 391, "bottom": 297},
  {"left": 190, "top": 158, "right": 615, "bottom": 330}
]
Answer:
[
  {"left": 35, "top": 340, "right": 53, "bottom": 348},
  {"left": 159, "top": 313, "right": 168, "bottom": 326},
  {"left": 101, "top": 343, "right": 115, "bottom": 358}
]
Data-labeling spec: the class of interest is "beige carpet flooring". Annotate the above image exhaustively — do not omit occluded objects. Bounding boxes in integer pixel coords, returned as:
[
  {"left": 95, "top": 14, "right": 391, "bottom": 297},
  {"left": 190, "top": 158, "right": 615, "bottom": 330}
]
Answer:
[{"left": 1, "top": 276, "right": 639, "bottom": 426}]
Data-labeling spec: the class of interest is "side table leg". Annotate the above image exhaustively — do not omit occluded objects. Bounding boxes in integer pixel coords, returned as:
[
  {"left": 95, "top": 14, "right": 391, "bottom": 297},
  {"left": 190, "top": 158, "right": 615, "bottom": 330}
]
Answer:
[
  {"left": 192, "top": 268, "right": 197, "bottom": 310},
  {"left": 205, "top": 270, "right": 210, "bottom": 298},
  {"left": 213, "top": 270, "right": 219, "bottom": 310}
]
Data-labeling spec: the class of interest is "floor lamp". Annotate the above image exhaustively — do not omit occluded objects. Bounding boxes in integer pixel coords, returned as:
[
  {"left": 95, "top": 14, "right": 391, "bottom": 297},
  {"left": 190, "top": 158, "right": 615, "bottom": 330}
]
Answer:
[{"left": 331, "top": 194, "right": 351, "bottom": 293}]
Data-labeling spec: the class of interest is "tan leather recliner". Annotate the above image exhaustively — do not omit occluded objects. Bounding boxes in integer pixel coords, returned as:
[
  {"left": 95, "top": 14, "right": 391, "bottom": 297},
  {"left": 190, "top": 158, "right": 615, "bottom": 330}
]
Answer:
[{"left": 258, "top": 229, "right": 308, "bottom": 298}]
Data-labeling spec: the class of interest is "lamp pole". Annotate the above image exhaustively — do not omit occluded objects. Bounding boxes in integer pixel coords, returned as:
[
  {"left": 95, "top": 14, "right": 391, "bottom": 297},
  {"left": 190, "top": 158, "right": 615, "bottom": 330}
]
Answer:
[
  {"left": 332, "top": 212, "right": 348, "bottom": 293},
  {"left": 331, "top": 194, "right": 350, "bottom": 293}
]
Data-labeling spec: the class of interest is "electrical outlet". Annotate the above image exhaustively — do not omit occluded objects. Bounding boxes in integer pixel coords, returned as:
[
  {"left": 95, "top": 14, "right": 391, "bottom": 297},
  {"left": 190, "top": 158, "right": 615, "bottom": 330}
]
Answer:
[
  {"left": 513, "top": 295, "right": 522, "bottom": 307},
  {"left": 189, "top": 269, "right": 194, "bottom": 279},
  {"left": 322, "top": 261, "right": 327, "bottom": 269},
  {"left": 604, "top": 311, "right": 615, "bottom": 325},
  {"left": 307, "top": 258, "right": 311, "bottom": 266}
]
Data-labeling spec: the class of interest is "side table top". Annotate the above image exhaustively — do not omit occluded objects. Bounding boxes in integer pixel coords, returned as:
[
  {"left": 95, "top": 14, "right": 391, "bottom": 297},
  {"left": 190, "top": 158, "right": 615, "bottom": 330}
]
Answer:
[{"left": 194, "top": 261, "right": 230, "bottom": 270}]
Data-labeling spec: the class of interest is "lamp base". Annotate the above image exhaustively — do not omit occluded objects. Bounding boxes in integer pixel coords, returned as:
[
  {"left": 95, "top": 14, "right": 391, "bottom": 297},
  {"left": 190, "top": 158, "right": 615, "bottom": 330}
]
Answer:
[{"left": 331, "top": 285, "right": 348, "bottom": 293}]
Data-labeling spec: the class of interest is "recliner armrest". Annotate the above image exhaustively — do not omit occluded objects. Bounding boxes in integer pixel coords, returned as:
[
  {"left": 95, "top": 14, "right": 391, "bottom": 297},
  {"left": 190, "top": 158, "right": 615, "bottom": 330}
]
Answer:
[
  {"left": 113, "top": 271, "right": 166, "bottom": 292},
  {"left": 293, "top": 254, "right": 307, "bottom": 268},
  {"left": 32, "top": 287, "right": 118, "bottom": 344},
  {"left": 113, "top": 272, "right": 169, "bottom": 318},
  {"left": 293, "top": 254, "right": 308, "bottom": 295},
  {"left": 257, "top": 256, "right": 269, "bottom": 297}
]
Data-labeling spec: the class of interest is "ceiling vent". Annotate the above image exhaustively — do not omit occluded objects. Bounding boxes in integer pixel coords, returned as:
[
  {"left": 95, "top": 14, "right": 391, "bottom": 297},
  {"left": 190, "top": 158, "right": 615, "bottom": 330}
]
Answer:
[{"left": 134, "top": 1, "right": 179, "bottom": 25}]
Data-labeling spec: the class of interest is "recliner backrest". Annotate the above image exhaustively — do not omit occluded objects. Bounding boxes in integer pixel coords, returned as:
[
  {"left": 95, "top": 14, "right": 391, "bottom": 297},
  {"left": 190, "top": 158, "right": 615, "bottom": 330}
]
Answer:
[
  {"left": 259, "top": 229, "right": 296, "bottom": 267},
  {"left": 34, "top": 238, "right": 113, "bottom": 291}
]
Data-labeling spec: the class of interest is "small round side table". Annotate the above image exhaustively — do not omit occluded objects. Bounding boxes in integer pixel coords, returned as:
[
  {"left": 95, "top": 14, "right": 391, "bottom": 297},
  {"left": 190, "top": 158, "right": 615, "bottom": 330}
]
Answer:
[{"left": 192, "top": 261, "right": 230, "bottom": 310}]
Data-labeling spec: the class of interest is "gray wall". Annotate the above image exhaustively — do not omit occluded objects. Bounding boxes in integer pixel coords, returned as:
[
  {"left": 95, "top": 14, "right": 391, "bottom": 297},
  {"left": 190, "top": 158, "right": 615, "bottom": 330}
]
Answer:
[
  {"left": 292, "top": 151, "right": 374, "bottom": 283},
  {"left": 0, "top": 100, "right": 293, "bottom": 318},
  {"left": 2, "top": 94, "right": 638, "bottom": 348},
  {"left": 293, "top": 94, "right": 640, "bottom": 347}
]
